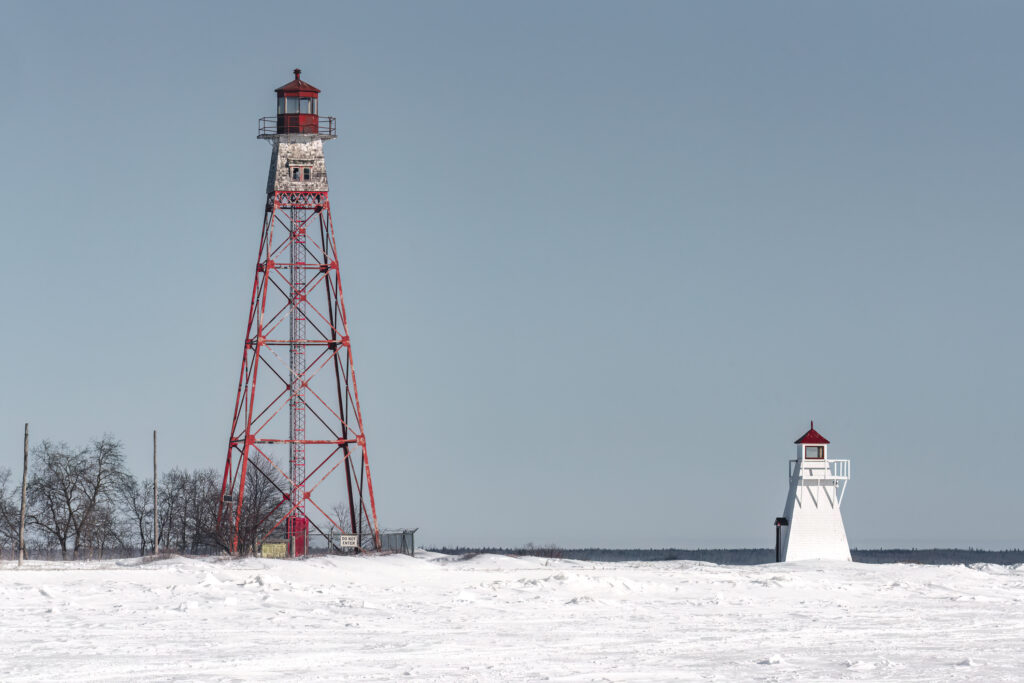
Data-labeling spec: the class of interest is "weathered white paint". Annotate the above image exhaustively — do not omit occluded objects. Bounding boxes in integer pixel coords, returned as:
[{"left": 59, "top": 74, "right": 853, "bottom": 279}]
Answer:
[
  {"left": 266, "top": 134, "right": 328, "bottom": 194},
  {"left": 780, "top": 442, "right": 851, "bottom": 562}
]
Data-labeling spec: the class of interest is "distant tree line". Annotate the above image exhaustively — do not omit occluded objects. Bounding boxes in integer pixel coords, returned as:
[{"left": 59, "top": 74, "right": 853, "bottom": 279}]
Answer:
[
  {"left": 428, "top": 546, "right": 775, "bottom": 564},
  {"left": 850, "top": 548, "right": 1024, "bottom": 566},
  {"left": 0, "top": 436, "right": 288, "bottom": 560},
  {"left": 429, "top": 546, "right": 1024, "bottom": 566}
]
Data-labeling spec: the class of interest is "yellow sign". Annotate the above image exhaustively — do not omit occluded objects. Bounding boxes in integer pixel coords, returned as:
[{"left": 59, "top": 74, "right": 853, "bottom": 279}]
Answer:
[{"left": 261, "top": 542, "right": 288, "bottom": 559}]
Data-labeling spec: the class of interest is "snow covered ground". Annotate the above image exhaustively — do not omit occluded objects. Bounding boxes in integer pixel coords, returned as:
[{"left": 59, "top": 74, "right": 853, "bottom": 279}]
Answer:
[{"left": 1, "top": 552, "right": 1022, "bottom": 681}]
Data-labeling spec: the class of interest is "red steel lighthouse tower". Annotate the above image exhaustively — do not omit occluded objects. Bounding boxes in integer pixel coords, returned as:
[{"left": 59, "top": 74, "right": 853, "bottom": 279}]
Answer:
[{"left": 218, "top": 70, "right": 380, "bottom": 556}]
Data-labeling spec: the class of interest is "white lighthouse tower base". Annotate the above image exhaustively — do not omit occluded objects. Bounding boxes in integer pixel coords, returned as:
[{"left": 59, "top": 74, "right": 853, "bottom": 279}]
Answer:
[{"left": 779, "top": 423, "right": 851, "bottom": 562}]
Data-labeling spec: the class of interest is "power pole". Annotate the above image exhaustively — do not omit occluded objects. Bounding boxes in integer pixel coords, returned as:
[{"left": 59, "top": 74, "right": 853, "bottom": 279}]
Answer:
[
  {"left": 18, "top": 423, "right": 28, "bottom": 567},
  {"left": 153, "top": 429, "right": 159, "bottom": 554}
]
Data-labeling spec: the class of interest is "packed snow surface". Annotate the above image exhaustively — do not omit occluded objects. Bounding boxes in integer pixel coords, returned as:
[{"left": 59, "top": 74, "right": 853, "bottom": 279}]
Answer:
[{"left": 1, "top": 552, "right": 1022, "bottom": 681}]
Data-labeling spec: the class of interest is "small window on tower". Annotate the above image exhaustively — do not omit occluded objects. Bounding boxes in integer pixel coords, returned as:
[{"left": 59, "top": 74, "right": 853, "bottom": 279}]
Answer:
[
  {"left": 303, "top": 168, "right": 311, "bottom": 181},
  {"left": 805, "top": 446, "right": 823, "bottom": 459},
  {"left": 286, "top": 97, "right": 299, "bottom": 114},
  {"left": 292, "top": 167, "right": 300, "bottom": 181}
]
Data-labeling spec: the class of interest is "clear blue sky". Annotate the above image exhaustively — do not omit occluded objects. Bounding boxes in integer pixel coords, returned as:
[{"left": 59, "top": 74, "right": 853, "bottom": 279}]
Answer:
[{"left": 2, "top": 1, "right": 1022, "bottom": 548}]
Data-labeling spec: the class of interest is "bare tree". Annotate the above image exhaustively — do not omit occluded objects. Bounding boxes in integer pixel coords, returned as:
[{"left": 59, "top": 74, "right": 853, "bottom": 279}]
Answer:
[
  {"left": 27, "top": 437, "right": 130, "bottom": 560},
  {"left": 77, "top": 502, "right": 130, "bottom": 559},
  {"left": 157, "top": 467, "right": 222, "bottom": 554},
  {"left": 71, "top": 436, "right": 130, "bottom": 558},
  {"left": 183, "top": 468, "right": 220, "bottom": 553},
  {"left": 158, "top": 468, "right": 186, "bottom": 552},
  {"left": 117, "top": 474, "right": 153, "bottom": 556},
  {"left": 233, "top": 461, "right": 289, "bottom": 554},
  {"left": 198, "top": 469, "right": 223, "bottom": 548},
  {"left": 331, "top": 500, "right": 354, "bottom": 539},
  {"left": 27, "top": 441, "right": 87, "bottom": 559},
  {"left": 159, "top": 468, "right": 196, "bottom": 553},
  {"left": 0, "top": 468, "right": 20, "bottom": 553}
]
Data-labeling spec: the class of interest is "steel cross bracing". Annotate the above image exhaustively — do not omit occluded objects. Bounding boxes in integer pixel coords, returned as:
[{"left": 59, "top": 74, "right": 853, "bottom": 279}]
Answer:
[{"left": 218, "top": 190, "right": 380, "bottom": 555}]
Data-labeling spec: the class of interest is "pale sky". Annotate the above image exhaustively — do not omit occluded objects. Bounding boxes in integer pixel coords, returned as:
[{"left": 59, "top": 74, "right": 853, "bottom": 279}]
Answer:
[{"left": 2, "top": 1, "right": 1022, "bottom": 548}]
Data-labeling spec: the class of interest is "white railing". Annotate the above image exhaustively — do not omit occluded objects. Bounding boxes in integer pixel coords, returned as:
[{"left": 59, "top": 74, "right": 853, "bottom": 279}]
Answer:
[
  {"left": 829, "top": 459, "right": 850, "bottom": 481},
  {"left": 788, "top": 458, "right": 850, "bottom": 480},
  {"left": 788, "top": 458, "right": 851, "bottom": 506}
]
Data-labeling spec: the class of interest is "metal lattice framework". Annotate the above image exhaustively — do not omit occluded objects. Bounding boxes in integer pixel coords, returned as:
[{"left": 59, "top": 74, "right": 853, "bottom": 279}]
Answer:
[{"left": 218, "top": 189, "right": 380, "bottom": 554}]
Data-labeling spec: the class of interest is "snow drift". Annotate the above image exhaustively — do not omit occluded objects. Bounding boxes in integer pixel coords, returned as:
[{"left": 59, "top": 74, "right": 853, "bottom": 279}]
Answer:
[{"left": 1, "top": 553, "right": 1021, "bottom": 681}]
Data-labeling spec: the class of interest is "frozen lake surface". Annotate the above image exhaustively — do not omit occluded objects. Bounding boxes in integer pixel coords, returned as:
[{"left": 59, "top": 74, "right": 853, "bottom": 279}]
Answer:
[{"left": 1, "top": 552, "right": 1022, "bottom": 681}]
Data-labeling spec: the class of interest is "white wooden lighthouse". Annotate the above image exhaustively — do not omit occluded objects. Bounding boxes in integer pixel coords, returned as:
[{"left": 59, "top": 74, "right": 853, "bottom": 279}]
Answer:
[{"left": 778, "top": 422, "right": 851, "bottom": 562}]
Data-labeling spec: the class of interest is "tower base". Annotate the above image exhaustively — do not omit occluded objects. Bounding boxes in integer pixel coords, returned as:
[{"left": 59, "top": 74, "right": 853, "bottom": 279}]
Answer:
[{"left": 780, "top": 459, "right": 851, "bottom": 562}]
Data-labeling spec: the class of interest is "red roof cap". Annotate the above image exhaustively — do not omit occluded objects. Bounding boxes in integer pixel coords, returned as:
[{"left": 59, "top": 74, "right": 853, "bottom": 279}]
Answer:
[
  {"left": 275, "top": 68, "right": 321, "bottom": 95},
  {"left": 794, "top": 420, "right": 830, "bottom": 445}
]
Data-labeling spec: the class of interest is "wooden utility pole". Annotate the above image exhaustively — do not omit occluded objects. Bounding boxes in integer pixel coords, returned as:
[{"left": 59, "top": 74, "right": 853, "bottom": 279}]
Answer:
[
  {"left": 18, "top": 423, "right": 28, "bottom": 567},
  {"left": 153, "top": 429, "right": 159, "bottom": 554}
]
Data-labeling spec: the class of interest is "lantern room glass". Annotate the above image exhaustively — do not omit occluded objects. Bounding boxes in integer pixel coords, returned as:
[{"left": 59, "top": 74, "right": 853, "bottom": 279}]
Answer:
[{"left": 278, "top": 97, "right": 318, "bottom": 114}]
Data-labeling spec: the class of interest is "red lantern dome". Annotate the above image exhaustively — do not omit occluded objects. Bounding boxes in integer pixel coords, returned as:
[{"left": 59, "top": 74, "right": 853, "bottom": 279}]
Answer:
[
  {"left": 794, "top": 421, "right": 830, "bottom": 445},
  {"left": 275, "top": 68, "right": 320, "bottom": 134},
  {"left": 794, "top": 421, "right": 829, "bottom": 460}
]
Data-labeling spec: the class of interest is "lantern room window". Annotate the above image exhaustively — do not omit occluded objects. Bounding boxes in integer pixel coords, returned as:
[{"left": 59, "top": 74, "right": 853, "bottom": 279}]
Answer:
[
  {"left": 804, "top": 446, "right": 823, "bottom": 459},
  {"left": 278, "top": 97, "right": 318, "bottom": 115}
]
